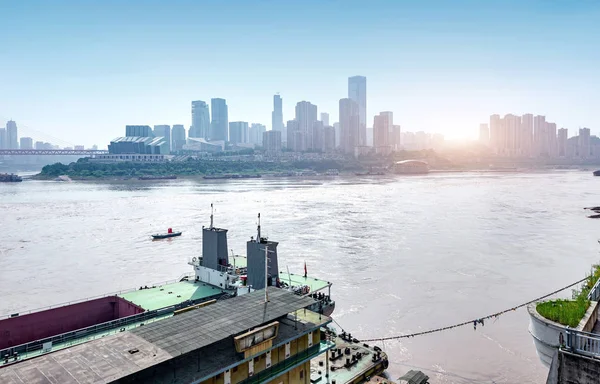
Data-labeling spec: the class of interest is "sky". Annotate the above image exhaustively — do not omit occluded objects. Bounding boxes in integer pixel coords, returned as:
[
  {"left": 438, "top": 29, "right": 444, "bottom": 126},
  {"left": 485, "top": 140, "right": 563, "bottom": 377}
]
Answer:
[{"left": 1, "top": 0, "right": 600, "bottom": 148}]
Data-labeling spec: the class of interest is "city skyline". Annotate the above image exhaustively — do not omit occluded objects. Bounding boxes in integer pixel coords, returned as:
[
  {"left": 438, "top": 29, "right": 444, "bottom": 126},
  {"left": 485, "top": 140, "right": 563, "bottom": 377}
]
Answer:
[{"left": 2, "top": 1, "right": 600, "bottom": 147}]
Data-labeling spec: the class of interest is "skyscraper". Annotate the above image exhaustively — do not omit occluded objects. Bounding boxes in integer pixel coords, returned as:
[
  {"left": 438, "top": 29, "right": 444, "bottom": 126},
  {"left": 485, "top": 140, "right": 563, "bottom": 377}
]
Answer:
[
  {"left": 312, "top": 121, "right": 324, "bottom": 151},
  {"left": 348, "top": 76, "right": 367, "bottom": 146},
  {"left": 190, "top": 100, "right": 210, "bottom": 139},
  {"left": 211, "top": 98, "right": 228, "bottom": 141},
  {"left": 19, "top": 137, "right": 33, "bottom": 150},
  {"left": 320, "top": 112, "right": 329, "bottom": 127},
  {"left": 373, "top": 112, "right": 392, "bottom": 153},
  {"left": 558, "top": 128, "right": 568, "bottom": 157},
  {"left": 6, "top": 120, "right": 18, "bottom": 149},
  {"left": 286, "top": 120, "right": 300, "bottom": 151},
  {"left": 546, "top": 122, "right": 557, "bottom": 158},
  {"left": 479, "top": 123, "right": 489, "bottom": 145},
  {"left": 171, "top": 124, "right": 186, "bottom": 151},
  {"left": 0, "top": 128, "right": 6, "bottom": 149},
  {"left": 579, "top": 128, "right": 591, "bottom": 159},
  {"left": 333, "top": 122, "right": 340, "bottom": 148},
  {"left": 489, "top": 114, "right": 502, "bottom": 153},
  {"left": 339, "top": 98, "right": 359, "bottom": 154},
  {"left": 533, "top": 115, "right": 547, "bottom": 156},
  {"left": 295, "top": 101, "right": 318, "bottom": 150},
  {"left": 520, "top": 114, "right": 534, "bottom": 157},
  {"left": 323, "top": 126, "right": 335, "bottom": 152},
  {"left": 503, "top": 114, "right": 520, "bottom": 156},
  {"left": 271, "top": 94, "right": 284, "bottom": 140},
  {"left": 153, "top": 125, "right": 171, "bottom": 152},
  {"left": 229, "top": 121, "right": 249, "bottom": 144},
  {"left": 262, "top": 130, "right": 282, "bottom": 153},
  {"left": 249, "top": 123, "right": 266, "bottom": 145}
]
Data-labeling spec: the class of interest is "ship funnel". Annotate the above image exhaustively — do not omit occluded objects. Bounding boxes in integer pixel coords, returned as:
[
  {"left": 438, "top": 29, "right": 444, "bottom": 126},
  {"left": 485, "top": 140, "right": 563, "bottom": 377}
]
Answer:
[
  {"left": 202, "top": 204, "right": 229, "bottom": 270},
  {"left": 247, "top": 215, "right": 279, "bottom": 290}
]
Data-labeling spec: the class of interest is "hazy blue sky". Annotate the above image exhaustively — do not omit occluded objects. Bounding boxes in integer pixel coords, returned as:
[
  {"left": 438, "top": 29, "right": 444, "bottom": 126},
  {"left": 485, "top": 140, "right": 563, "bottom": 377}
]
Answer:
[{"left": 1, "top": 0, "right": 599, "bottom": 147}]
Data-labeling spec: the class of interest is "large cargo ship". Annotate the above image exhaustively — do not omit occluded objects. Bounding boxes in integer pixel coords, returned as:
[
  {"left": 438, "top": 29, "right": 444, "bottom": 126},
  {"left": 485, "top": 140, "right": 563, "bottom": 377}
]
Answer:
[{"left": 0, "top": 207, "right": 335, "bottom": 366}]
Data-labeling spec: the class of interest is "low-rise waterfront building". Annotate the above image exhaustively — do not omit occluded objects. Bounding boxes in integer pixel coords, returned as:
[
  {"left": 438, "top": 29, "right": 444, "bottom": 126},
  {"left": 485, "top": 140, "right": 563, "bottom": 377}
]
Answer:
[{"left": 108, "top": 136, "right": 169, "bottom": 155}]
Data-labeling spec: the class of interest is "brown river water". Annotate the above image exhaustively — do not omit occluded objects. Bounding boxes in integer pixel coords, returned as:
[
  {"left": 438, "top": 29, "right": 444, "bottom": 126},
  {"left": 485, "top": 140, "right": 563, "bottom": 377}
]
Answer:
[{"left": 1, "top": 171, "right": 599, "bottom": 383}]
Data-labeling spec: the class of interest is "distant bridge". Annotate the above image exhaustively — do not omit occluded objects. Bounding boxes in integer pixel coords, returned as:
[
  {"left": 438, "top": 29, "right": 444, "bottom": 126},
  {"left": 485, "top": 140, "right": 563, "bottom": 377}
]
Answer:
[{"left": 0, "top": 149, "right": 108, "bottom": 156}]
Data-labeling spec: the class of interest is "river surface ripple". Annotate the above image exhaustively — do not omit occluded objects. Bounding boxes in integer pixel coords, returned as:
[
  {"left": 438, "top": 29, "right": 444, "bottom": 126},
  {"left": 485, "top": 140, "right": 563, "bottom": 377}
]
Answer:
[{"left": 1, "top": 171, "right": 599, "bottom": 383}]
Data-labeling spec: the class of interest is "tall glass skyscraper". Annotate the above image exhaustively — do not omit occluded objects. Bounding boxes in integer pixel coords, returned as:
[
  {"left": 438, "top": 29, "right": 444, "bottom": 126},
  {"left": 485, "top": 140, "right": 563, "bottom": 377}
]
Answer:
[
  {"left": 348, "top": 76, "right": 367, "bottom": 146},
  {"left": 272, "top": 94, "right": 284, "bottom": 141},
  {"left": 210, "top": 98, "right": 228, "bottom": 141},
  {"left": 190, "top": 100, "right": 210, "bottom": 139}
]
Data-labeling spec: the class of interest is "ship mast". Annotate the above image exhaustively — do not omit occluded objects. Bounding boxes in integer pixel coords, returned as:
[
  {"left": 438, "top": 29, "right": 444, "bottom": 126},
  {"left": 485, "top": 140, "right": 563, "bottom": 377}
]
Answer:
[
  {"left": 257, "top": 213, "right": 261, "bottom": 241},
  {"left": 210, "top": 203, "right": 214, "bottom": 229}
]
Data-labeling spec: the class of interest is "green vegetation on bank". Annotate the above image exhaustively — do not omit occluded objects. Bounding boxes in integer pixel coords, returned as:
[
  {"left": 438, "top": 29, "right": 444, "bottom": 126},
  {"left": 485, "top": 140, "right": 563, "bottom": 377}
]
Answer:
[
  {"left": 537, "top": 264, "right": 600, "bottom": 327},
  {"left": 36, "top": 158, "right": 360, "bottom": 179}
]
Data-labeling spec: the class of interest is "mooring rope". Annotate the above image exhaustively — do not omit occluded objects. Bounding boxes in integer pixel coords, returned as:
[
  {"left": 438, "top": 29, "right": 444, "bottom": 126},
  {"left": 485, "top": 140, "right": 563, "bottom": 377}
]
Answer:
[{"left": 356, "top": 275, "right": 590, "bottom": 342}]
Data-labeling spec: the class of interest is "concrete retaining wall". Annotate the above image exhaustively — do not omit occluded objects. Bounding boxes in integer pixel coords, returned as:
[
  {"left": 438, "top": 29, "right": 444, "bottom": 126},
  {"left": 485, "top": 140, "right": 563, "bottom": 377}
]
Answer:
[
  {"left": 528, "top": 300, "right": 599, "bottom": 368},
  {"left": 547, "top": 349, "right": 600, "bottom": 384}
]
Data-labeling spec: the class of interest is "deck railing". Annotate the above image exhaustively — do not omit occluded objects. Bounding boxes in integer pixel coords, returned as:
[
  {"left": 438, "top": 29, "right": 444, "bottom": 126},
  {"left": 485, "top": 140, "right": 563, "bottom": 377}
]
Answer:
[
  {"left": 565, "top": 328, "right": 600, "bottom": 358},
  {"left": 587, "top": 278, "right": 600, "bottom": 301}
]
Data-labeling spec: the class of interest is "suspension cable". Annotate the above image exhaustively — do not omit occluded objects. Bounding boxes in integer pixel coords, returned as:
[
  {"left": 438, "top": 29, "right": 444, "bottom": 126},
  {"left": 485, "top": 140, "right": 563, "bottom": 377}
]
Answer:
[{"left": 357, "top": 275, "right": 589, "bottom": 342}]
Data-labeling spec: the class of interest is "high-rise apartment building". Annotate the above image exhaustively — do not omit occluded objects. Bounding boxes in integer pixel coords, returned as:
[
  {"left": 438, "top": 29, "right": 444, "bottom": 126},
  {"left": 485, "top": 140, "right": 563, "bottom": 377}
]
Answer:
[
  {"left": 210, "top": 98, "right": 228, "bottom": 141},
  {"left": 533, "top": 115, "right": 547, "bottom": 156},
  {"left": 479, "top": 123, "right": 489, "bottom": 145},
  {"left": 348, "top": 76, "right": 367, "bottom": 146},
  {"left": 489, "top": 114, "right": 502, "bottom": 153},
  {"left": 0, "top": 128, "right": 6, "bottom": 149},
  {"left": 171, "top": 124, "right": 186, "bottom": 151},
  {"left": 519, "top": 114, "right": 534, "bottom": 157},
  {"left": 271, "top": 94, "right": 284, "bottom": 141},
  {"left": 6, "top": 120, "right": 18, "bottom": 149},
  {"left": 125, "top": 125, "right": 153, "bottom": 137},
  {"left": 320, "top": 113, "right": 329, "bottom": 127},
  {"left": 190, "top": 100, "right": 210, "bottom": 139},
  {"left": 339, "top": 98, "right": 359, "bottom": 154},
  {"left": 503, "top": 114, "right": 520, "bottom": 156},
  {"left": 558, "top": 128, "right": 568, "bottom": 157},
  {"left": 312, "top": 121, "right": 324, "bottom": 151},
  {"left": 579, "top": 128, "right": 591, "bottom": 159},
  {"left": 229, "top": 121, "right": 249, "bottom": 144},
  {"left": 373, "top": 112, "right": 392, "bottom": 154},
  {"left": 286, "top": 120, "right": 301, "bottom": 151},
  {"left": 19, "top": 137, "right": 33, "bottom": 150},
  {"left": 295, "top": 101, "right": 318, "bottom": 151},
  {"left": 249, "top": 123, "right": 266, "bottom": 145},
  {"left": 546, "top": 122, "right": 557, "bottom": 158},
  {"left": 333, "top": 122, "right": 340, "bottom": 148},
  {"left": 153, "top": 125, "right": 171, "bottom": 152},
  {"left": 262, "top": 130, "right": 282, "bottom": 153},
  {"left": 391, "top": 125, "right": 401, "bottom": 151},
  {"left": 323, "top": 126, "right": 335, "bottom": 153}
]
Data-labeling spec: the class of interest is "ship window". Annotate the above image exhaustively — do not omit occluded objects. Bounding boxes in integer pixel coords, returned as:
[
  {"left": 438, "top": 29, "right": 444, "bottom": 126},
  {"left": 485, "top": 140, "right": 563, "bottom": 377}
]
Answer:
[{"left": 300, "top": 370, "right": 304, "bottom": 379}]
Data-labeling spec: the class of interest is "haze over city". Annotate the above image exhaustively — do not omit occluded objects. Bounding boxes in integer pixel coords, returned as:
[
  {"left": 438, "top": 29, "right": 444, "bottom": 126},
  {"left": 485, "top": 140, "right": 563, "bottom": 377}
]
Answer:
[{"left": 2, "top": 0, "right": 600, "bottom": 147}]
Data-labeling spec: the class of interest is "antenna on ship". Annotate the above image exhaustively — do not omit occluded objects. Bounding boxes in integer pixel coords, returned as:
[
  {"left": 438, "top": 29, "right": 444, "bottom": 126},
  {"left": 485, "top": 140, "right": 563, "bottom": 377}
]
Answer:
[
  {"left": 257, "top": 213, "right": 261, "bottom": 241},
  {"left": 210, "top": 203, "right": 214, "bottom": 229}
]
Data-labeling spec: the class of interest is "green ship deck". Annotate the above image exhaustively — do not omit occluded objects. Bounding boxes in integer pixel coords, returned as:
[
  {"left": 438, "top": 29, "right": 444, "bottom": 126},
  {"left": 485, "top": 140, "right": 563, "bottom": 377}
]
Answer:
[
  {"left": 118, "top": 280, "right": 227, "bottom": 311},
  {"left": 278, "top": 272, "right": 332, "bottom": 293}
]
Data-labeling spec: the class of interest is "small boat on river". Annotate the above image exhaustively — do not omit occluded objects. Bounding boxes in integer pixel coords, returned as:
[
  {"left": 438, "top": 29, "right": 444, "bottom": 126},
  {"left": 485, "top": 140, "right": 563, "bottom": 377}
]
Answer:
[
  {"left": 152, "top": 228, "right": 182, "bottom": 239},
  {"left": 593, "top": 170, "right": 600, "bottom": 176}
]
